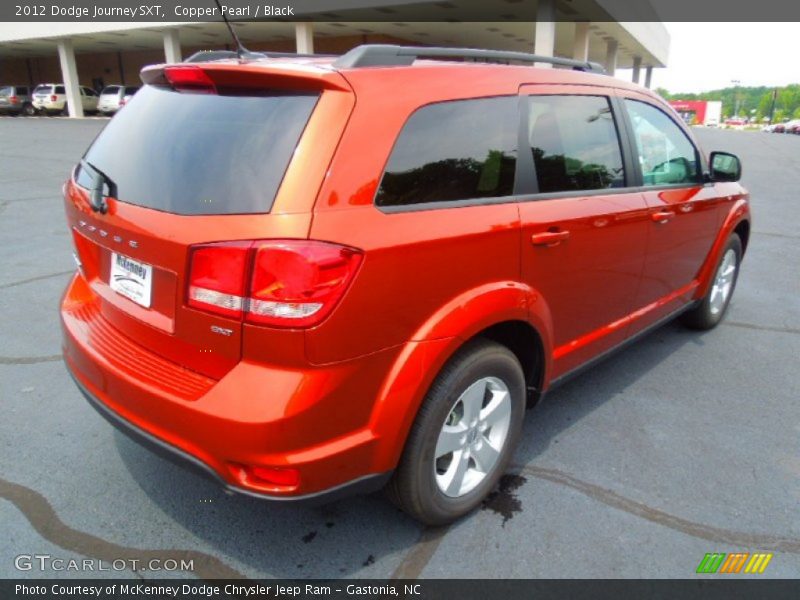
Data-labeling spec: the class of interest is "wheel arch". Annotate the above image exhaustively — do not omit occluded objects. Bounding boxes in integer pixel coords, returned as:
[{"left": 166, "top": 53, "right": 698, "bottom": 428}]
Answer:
[{"left": 695, "top": 200, "right": 750, "bottom": 299}]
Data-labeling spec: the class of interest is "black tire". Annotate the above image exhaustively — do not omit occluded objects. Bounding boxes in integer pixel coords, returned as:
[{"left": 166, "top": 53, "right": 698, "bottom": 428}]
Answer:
[
  {"left": 22, "top": 103, "right": 36, "bottom": 117},
  {"left": 386, "top": 338, "right": 526, "bottom": 525},
  {"left": 682, "top": 234, "right": 742, "bottom": 330}
]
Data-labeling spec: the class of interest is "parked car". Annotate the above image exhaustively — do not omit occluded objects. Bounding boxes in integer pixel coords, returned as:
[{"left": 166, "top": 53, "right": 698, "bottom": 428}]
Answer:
[
  {"left": 785, "top": 120, "right": 800, "bottom": 134},
  {"left": 32, "top": 83, "right": 99, "bottom": 115},
  {"left": 0, "top": 85, "right": 34, "bottom": 116},
  {"left": 773, "top": 122, "right": 788, "bottom": 133},
  {"left": 723, "top": 117, "right": 746, "bottom": 128},
  {"left": 97, "top": 85, "right": 140, "bottom": 115},
  {"left": 61, "top": 45, "right": 751, "bottom": 525}
]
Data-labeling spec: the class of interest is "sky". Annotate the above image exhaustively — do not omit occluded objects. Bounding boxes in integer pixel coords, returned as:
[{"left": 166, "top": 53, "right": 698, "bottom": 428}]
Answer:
[{"left": 617, "top": 23, "right": 799, "bottom": 93}]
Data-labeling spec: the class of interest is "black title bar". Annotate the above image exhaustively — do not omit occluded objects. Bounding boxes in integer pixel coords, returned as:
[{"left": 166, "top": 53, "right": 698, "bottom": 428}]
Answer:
[{"left": 3, "top": 0, "right": 800, "bottom": 22}]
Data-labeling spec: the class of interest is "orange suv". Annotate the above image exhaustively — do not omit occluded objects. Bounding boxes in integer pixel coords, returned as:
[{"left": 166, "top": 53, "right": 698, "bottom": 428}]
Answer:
[{"left": 61, "top": 45, "right": 750, "bottom": 524}]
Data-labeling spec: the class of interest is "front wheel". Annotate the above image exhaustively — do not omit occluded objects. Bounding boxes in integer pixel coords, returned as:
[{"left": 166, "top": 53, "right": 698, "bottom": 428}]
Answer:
[
  {"left": 682, "top": 233, "right": 742, "bottom": 330},
  {"left": 386, "top": 339, "right": 526, "bottom": 525}
]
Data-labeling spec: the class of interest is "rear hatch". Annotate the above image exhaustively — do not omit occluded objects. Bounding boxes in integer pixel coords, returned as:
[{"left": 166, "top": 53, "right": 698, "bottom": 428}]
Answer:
[
  {"left": 0, "top": 86, "right": 12, "bottom": 107},
  {"left": 33, "top": 85, "right": 53, "bottom": 104},
  {"left": 64, "top": 61, "right": 355, "bottom": 379}
]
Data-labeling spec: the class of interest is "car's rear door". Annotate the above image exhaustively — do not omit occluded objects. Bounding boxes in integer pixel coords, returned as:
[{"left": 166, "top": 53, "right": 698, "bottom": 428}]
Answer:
[
  {"left": 517, "top": 84, "right": 650, "bottom": 379},
  {"left": 616, "top": 90, "right": 724, "bottom": 334}
]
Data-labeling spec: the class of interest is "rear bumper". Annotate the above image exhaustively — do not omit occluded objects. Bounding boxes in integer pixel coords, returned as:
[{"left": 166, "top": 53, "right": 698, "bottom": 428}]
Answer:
[
  {"left": 61, "top": 273, "right": 395, "bottom": 502},
  {"left": 67, "top": 365, "right": 390, "bottom": 503}
]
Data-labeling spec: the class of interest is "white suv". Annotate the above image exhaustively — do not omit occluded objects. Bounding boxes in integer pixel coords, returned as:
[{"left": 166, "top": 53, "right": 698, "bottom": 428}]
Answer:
[
  {"left": 97, "top": 85, "right": 140, "bottom": 115},
  {"left": 32, "top": 84, "right": 99, "bottom": 115}
]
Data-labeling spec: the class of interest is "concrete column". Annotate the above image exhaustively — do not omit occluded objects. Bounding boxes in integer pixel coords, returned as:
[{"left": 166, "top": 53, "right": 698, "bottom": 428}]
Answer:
[
  {"left": 56, "top": 39, "right": 83, "bottom": 118},
  {"left": 295, "top": 22, "right": 314, "bottom": 54},
  {"left": 573, "top": 22, "right": 590, "bottom": 62},
  {"left": 534, "top": 0, "right": 556, "bottom": 67},
  {"left": 644, "top": 66, "right": 653, "bottom": 89},
  {"left": 604, "top": 39, "right": 618, "bottom": 77},
  {"left": 632, "top": 56, "right": 642, "bottom": 84},
  {"left": 163, "top": 28, "right": 182, "bottom": 63}
]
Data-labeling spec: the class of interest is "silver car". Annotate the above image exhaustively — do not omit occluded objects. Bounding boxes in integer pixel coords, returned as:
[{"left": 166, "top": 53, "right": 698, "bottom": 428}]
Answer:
[
  {"left": 0, "top": 85, "right": 34, "bottom": 116},
  {"left": 97, "top": 85, "right": 140, "bottom": 115}
]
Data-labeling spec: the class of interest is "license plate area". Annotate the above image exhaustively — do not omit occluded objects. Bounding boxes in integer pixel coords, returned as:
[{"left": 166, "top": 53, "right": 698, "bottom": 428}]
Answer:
[{"left": 110, "top": 252, "right": 152, "bottom": 308}]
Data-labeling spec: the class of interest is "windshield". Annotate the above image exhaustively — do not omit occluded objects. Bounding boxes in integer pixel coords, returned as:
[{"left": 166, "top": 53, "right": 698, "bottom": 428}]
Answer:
[{"left": 76, "top": 85, "right": 319, "bottom": 215}]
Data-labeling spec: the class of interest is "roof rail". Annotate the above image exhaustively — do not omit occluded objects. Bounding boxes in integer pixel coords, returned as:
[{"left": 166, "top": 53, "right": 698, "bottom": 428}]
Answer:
[{"left": 332, "top": 44, "right": 605, "bottom": 74}]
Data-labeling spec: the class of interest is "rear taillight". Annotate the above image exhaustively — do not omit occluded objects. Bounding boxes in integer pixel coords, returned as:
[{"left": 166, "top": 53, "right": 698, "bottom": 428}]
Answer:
[
  {"left": 9, "top": 95, "right": 18, "bottom": 105},
  {"left": 50, "top": 94, "right": 57, "bottom": 102},
  {"left": 187, "top": 240, "right": 362, "bottom": 328},
  {"left": 164, "top": 66, "right": 216, "bottom": 94},
  {"left": 187, "top": 242, "right": 250, "bottom": 319}
]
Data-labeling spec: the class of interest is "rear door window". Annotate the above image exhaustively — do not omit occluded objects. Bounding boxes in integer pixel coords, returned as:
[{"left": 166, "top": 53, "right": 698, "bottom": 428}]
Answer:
[
  {"left": 375, "top": 96, "right": 518, "bottom": 207},
  {"left": 524, "top": 95, "right": 625, "bottom": 193},
  {"left": 76, "top": 85, "right": 319, "bottom": 215}
]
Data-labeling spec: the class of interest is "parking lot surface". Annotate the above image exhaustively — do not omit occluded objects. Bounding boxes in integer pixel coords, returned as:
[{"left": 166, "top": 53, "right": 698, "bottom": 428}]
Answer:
[{"left": 1, "top": 118, "right": 798, "bottom": 579}]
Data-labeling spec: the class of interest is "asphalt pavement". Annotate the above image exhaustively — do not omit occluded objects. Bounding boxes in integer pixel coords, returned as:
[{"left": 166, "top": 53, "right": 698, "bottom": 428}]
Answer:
[{"left": 1, "top": 117, "right": 798, "bottom": 579}]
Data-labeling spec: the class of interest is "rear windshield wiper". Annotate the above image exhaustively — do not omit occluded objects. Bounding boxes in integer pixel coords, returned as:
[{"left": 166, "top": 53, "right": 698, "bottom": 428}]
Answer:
[{"left": 80, "top": 159, "right": 117, "bottom": 215}]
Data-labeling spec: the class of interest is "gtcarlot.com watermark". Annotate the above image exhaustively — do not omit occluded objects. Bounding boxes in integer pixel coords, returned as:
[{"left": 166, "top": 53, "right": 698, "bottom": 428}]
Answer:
[{"left": 15, "top": 554, "right": 194, "bottom": 573}]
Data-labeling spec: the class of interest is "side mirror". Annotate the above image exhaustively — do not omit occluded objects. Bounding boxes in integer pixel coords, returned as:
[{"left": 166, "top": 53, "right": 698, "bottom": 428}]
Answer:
[{"left": 708, "top": 151, "right": 742, "bottom": 182}]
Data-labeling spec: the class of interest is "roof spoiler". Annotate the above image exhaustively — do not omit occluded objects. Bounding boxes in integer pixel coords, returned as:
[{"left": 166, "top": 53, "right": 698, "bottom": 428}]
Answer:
[{"left": 183, "top": 50, "right": 328, "bottom": 63}]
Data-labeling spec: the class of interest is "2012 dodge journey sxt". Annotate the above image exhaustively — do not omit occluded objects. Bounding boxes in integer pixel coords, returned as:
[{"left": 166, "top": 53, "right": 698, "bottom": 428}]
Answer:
[{"left": 61, "top": 45, "right": 750, "bottom": 524}]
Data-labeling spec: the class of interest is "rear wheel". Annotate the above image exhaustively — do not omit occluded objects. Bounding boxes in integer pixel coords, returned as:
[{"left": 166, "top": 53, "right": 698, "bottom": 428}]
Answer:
[
  {"left": 682, "top": 234, "right": 742, "bottom": 330},
  {"left": 386, "top": 339, "right": 526, "bottom": 525},
  {"left": 22, "top": 102, "right": 36, "bottom": 116}
]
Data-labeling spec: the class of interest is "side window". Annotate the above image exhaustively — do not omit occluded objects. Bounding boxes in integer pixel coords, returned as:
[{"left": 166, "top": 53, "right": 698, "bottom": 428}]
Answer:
[
  {"left": 624, "top": 99, "right": 700, "bottom": 186},
  {"left": 375, "top": 96, "right": 517, "bottom": 207},
  {"left": 55, "top": 86, "right": 65, "bottom": 95},
  {"left": 526, "top": 95, "right": 625, "bottom": 193}
]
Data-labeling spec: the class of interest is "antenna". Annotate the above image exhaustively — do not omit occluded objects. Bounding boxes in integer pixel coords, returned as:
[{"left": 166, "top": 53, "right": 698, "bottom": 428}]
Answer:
[{"left": 211, "top": 0, "right": 255, "bottom": 60}]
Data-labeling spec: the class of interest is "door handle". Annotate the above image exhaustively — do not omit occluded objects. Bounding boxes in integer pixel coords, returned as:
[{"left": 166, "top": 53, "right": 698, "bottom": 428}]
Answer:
[
  {"left": 530, "top": 230, "right": 570, "bottom": 247},
  {"left": 651, "top": 210, "right": 676, "bottom": 224}
]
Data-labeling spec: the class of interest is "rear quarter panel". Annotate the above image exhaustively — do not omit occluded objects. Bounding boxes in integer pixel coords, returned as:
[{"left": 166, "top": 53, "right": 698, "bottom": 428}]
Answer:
[{"left": 307, "top": 66, "right": 535, "bottom": 365}]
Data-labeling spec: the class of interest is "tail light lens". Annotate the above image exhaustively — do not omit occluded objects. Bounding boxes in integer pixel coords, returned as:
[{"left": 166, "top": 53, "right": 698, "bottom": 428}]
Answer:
[
  {"left": 187, "top": 240, "right": 362, "bottom": 328},
  {"left": 50, "top": 94, "right": 57, "bottom": 102},
  {"left": 9, "top": 95, "right": 18, "bottom": 105},
  {"left": 187, "top": 242, "right": 250, "bottom": 319}
]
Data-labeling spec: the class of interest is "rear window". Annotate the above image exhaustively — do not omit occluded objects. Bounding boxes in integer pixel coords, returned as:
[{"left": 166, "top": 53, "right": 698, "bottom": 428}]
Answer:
[
  {"left": 34, "top": 85, "right": 51, "bottom": 94},
  {"left": 0, "top": 86, "right": 11, "bottom": 96},
  {"left": 101, "top": 86, "right": 121, "bottom": 95},
  {"left": 76, "top": 85, "right": 319, "bottom": 215}
]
